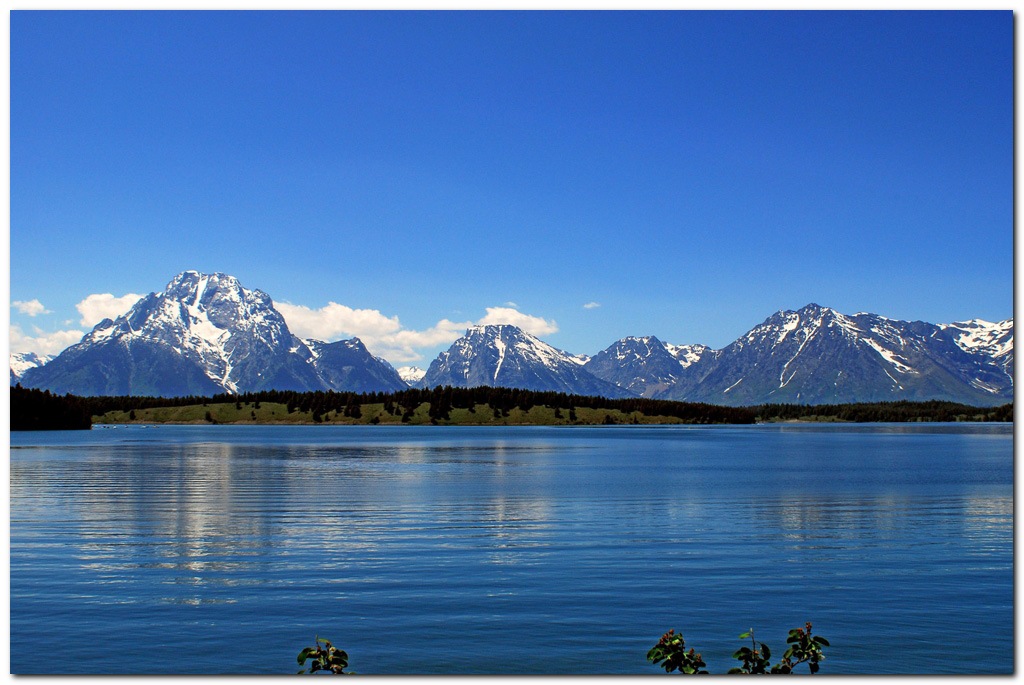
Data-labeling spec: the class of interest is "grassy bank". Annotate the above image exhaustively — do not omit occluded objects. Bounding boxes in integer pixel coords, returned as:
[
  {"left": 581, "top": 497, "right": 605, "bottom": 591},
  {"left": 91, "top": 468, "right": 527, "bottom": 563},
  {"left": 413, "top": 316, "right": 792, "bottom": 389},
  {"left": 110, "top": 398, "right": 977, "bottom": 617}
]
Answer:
[{"left": 95, "top": 401, "right": 701, "bottom": 426}]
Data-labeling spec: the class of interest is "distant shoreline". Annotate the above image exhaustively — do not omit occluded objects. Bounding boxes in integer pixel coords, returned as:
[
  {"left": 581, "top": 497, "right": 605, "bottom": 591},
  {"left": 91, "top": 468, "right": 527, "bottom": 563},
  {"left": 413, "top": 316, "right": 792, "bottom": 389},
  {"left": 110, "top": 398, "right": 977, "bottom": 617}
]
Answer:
[{"left": 12, "top": 384, "right": 1012, "bottom": 431}]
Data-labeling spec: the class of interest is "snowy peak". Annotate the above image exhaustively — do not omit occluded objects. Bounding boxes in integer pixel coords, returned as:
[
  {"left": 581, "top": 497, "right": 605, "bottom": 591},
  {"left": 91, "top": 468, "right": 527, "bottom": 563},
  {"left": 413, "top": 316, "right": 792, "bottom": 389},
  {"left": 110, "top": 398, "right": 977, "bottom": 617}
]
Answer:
[
  {"left": 20, "top": 271, "right": 391, "bottom": 396},
  {"left": 663, "top": 342, "right": 712, "bottom": 369},
  {"left": 163, "top": 270, "right": 285, "bottom": 347},
  {"left": 93, "top": 271, "right": 297, "bottom": 393},
  {"left": 397, "top": 366, "right": 426, "bottom": 385},
  {"left": 741, "top": 303, "right": 849, "bottom": 347},
  {"left": 584, "top": 335, "right": 693, "bottom": 398},
  {"left": 458, "top": 325, "right": 573, "bottom": 378},
  {"left": 421, "top": 324, "right": 632, "bottom": 397},
  {"left": 941, "top": 318, "right": 1014, "bottom": 359},
  {"left": 34, "top": 271, "right": 318, "bottom": 395},
  {"left": 10, "top": 352, "right": 54, "bottom": 384},
  {"left": 612, "top": 336, "right": 666, "bottom": 360}
]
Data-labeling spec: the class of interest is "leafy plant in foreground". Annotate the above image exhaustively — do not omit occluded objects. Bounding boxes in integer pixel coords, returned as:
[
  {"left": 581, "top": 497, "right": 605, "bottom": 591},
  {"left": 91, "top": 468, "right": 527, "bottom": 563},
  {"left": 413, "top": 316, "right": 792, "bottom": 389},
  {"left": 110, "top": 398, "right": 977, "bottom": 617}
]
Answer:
[
  {"left": 648, "top": 623, "right": 829, "bottom": 674},
  {"left": 729, "top": 629, "right": 773, "bottom": 674},
  {"left": 647, "top": 629, "right": 709, "bottom": 674},
  {"left": 297, "top": 636, "right": 350, "bottom": 674},
  {"left": 773, "top": 623, "right": 829, "bottom": 674}
]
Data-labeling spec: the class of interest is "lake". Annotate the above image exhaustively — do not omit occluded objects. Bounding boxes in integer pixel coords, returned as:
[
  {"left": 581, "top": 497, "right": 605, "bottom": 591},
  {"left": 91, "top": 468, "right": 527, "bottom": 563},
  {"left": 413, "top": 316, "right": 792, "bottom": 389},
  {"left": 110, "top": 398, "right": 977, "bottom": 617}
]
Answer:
[{"left": 9, "top": 423, "right": 1013, "bottom": 674}]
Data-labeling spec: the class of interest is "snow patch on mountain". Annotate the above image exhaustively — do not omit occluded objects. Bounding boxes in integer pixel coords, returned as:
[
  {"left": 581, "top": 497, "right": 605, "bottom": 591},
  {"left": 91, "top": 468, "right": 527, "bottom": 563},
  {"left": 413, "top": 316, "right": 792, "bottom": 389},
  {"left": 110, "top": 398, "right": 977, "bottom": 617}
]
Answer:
[
  {"left": 397, "top": 366, "right": 426, "bottom": 384},
  {"left": 941, "top": 318, "right": 1014, "bottom": 358},
  {"left": 860, "top": 337, "right": 914, "bottom": 374},
  {"left": 493, "top": 332, "right": 507, "bottom": 381},
  {"left": 10, "top": 352, "right": 54, "bottom": 383},
  {"left": 664, "top": 343, "right": 711, "bottom": 368}
]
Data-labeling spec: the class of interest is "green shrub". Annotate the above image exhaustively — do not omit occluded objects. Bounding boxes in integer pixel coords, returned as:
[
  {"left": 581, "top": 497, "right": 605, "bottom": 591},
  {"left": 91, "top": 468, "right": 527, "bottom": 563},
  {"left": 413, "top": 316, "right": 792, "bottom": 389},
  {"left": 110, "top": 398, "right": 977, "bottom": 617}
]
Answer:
[
  {"left": 297, "top": 637, "right": 350, "bottom": 674},
  {"left": 649, "top": 623, "right": 829, "bottom": 675}
]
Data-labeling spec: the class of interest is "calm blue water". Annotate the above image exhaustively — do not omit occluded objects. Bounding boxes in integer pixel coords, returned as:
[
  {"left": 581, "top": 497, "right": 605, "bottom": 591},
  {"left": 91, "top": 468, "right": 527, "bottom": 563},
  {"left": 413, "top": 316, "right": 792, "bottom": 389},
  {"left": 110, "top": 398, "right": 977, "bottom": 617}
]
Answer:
[{"left": 10, "top": 424, "right": 1013, "bottom": 674}]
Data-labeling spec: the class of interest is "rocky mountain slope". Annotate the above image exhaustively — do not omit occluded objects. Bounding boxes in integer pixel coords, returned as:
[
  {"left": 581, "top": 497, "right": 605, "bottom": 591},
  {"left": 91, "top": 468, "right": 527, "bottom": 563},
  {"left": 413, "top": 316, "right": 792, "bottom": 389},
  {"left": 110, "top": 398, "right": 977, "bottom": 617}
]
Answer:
[
  {"left": 305, "top": 338, "right": 407, "bottom": 393},
  {"left": 582, "top": 336, "right": 687, "bottom": 397}
]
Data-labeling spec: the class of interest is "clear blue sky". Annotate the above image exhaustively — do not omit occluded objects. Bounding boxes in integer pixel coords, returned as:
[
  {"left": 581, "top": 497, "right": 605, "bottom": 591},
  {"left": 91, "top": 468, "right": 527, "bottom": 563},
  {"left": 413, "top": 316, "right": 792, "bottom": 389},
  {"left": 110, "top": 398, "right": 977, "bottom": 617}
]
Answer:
[{"left": 10, "top": 10, "right": 1012, "bottom": 364}]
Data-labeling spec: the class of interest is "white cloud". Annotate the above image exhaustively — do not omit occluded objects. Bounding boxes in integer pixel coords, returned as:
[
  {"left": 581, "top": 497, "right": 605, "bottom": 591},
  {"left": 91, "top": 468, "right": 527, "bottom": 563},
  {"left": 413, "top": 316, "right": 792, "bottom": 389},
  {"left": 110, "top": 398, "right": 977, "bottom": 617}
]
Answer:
[
  {"left": 503, "top": 301, "right": 520, "bottom": 308},
  {"left": 276, "top": 301, "right": 558, "bottom": 363},
  {"left": 387, "top": 319, "right": 473, "bottom": 361},
  {"left": 583, "top": 301, "right": 601, "bottom": 310},
  {"left": 12, "top": 299, "right": 51, "bottom": 317},
  {"left": 10, "top": 324, "right": 84, "bottom": 357},
  {"left": 275, "top": 301, "right": 474, "bottom": 363},
  {"left": 476, "top": 307, "right": 559, "bottom": 336},
  {"left": 274, "top": 301, "right": 404, "bottom": 341},
  {"left": 76, "top": 293, "right": 144, "bottom": 327}
]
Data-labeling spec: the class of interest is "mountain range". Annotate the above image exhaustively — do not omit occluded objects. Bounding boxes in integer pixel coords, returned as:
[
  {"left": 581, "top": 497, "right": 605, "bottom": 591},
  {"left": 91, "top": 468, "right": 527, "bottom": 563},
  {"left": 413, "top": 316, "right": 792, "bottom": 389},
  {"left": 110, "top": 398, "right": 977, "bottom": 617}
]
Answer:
[
  {"left": 596, "top": 304, "right": 1013, "bottom": 406},
  {"left": 13, "top": 271, "right": 1013, "bottom": 406}
]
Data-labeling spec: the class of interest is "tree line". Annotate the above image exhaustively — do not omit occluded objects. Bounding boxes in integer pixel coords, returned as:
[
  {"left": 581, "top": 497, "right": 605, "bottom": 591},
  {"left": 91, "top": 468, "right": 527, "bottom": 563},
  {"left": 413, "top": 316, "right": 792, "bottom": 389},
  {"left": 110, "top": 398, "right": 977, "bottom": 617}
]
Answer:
[
  {"left": 11, "top": 385, "right": 93, "bottom": 430},
  {"left": 12, "top": 383, "right": 1013, "bottom": 430},
  {"left": 753, "top": 399, "right": 1013, "bottom": 423}
]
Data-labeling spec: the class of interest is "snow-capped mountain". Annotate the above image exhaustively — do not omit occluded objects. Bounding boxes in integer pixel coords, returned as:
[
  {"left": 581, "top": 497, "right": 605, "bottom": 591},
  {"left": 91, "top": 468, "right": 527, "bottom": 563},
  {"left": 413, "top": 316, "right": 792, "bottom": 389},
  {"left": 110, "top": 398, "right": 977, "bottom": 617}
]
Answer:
[
  {"left": 420, "top": 324, "right": 632, "bottom": 397},
  {"left": 397, "top": 366, "right": 426, "bottom": 386},
  {"left": 306, "top": 338, "right": 407, "bottom": 393},
  {"left": 19, "top": 272, "right": 401, "bottom": 396},
  {"left": 21, "top": 272, "right": 322, "bottom": 396},
  {"left": 654, "top": 304, "right": 1013, "bottom": 406},
  {"left": 10, "top": 352, "right": 54, "bottom": 385},
  {"left": 584, "top": 336, "right": 690, "bottom": 397}
]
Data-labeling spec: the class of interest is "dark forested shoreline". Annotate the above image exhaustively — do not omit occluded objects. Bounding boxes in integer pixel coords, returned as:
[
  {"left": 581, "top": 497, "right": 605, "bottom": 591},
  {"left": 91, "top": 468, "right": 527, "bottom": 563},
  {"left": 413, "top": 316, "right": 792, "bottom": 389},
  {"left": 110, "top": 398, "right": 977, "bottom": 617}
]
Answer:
[
  {"left": 11, "top": 384, "right": 1013, "bottom": 430},
  {"left": 11, "top": 385, "right": 93, "bottom": 430}
]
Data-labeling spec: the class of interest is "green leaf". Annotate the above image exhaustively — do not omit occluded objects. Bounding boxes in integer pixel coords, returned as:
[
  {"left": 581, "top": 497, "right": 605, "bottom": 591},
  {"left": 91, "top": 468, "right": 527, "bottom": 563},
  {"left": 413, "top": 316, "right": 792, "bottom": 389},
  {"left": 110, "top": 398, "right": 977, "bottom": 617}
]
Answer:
[
  {"left": 761, "top": 643, "right": 771, "bottom": 661},
  {"left": 738, "top": 631, "right": 751, "bottom": 639},
  {"left": 813, "top": 636, "right": 830, "bottom": 647},
  {"left": 297, "top": 647, "right": 314, "bottom": 664},
  {"left": 728, "top": 668, "right": 744, "bottom": 674}
]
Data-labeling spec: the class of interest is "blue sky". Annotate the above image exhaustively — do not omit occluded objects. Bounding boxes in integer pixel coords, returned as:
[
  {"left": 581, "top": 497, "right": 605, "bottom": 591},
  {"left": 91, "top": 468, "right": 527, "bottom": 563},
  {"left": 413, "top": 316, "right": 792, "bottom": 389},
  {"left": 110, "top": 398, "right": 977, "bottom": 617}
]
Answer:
[{"left": 10, "top": 10, "right": 1012, "bottom": 364}]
